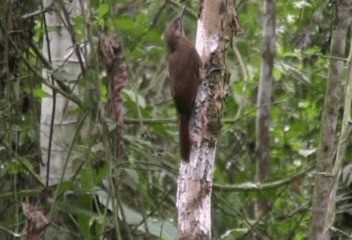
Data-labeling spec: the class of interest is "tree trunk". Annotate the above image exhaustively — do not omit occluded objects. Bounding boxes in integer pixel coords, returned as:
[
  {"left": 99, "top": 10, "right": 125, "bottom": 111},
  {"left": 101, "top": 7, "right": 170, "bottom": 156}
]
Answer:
[
  {"left": 254, "top": 0, "right": 275, "bottom": 238},
  {"left": 40, "top": 0, "right": 88, "bottom": 186},
  {"left": 309, "top": 1, "right": 352, "bottom": 239},
  {"left": 176, "top": 0, "right": 236, "bottom": 239},
  {"left": 98, "top": 32, "right": 129, "bottom": 160}
]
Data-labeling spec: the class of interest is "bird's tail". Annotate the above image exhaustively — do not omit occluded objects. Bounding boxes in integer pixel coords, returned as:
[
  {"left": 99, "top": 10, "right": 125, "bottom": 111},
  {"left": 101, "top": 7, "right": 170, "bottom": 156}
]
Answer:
[{"left": 179, "top": 114, "right": 191, "bottom": 162}]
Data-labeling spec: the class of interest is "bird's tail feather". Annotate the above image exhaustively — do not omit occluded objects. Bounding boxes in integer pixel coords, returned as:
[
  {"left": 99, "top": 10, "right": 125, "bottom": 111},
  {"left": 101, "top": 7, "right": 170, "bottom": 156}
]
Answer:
[{"left": 179, "top": 115, "right": 191, "bottom": 162}]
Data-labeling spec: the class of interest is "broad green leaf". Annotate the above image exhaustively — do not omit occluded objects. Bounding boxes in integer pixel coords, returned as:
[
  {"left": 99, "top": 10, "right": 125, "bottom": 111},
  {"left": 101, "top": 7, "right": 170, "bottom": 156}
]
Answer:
[
  {"left": 95, "top": 188, "right": 177, "bottom": 239},
  {"left": 123, "top": 89, "right": 146, "bottom": 109},
  {"left": 33, "top": 87, "right": 52, "bottom": 98}
]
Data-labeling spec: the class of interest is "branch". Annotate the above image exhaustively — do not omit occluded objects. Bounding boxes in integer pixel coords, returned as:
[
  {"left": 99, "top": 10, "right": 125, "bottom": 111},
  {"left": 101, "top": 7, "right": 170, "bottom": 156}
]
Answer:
[
  {"left": 0, "top": 24, "right": 83, "bottom": 107},
  {"left": 332, "top": 31, "right": 352, "bottom": 176},
  {"left": 214, "top": 165, "right": 313, "bottom": 192},
  {"left": 0, "top": 225, "right": 21, "bottom": 238},
  {"left": 166, "top": 0, "right": 197, "bottom": 19},
  {"left": 124, "top": 117, "right": 247, "bottom": 125}
]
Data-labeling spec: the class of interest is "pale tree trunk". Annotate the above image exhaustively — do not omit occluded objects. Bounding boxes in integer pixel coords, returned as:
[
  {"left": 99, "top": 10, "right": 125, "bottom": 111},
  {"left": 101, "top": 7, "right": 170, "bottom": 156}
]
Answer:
[
  {"left": 176, "top": 0, "right": 237, "bottom": 239},
  {"left": 254, "top": 0, "right": 275, "bottom": 238},
  {"left": 331, "top": 32, "right": 352, "bottom": 236},
  {"left": 309, "top": 1, "right": 352, "bottom": 239},
  {"left": 40, "top": 0, "right": 88, "bottom": 186}
]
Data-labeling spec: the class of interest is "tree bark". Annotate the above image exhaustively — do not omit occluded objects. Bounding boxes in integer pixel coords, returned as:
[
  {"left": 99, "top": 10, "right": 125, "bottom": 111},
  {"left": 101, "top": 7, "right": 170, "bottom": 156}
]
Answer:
[
  {"left": 98, "top": 32, "right": 129, "bottom": 160},
  {"left": 176, "top": 0, "right": 236, "bottom": 239},
  {"left": 254, "top": 0, "right": 275, "bottom": 238},
  {"left": 309, "top": 1, "right": 352, "bottom": 239}
]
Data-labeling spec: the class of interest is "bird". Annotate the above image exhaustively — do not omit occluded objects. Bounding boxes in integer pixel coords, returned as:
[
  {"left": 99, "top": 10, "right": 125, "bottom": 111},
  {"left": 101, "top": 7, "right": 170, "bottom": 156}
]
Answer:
[{"left": 164, "top": 7, "right": 201, "bottom": 162}]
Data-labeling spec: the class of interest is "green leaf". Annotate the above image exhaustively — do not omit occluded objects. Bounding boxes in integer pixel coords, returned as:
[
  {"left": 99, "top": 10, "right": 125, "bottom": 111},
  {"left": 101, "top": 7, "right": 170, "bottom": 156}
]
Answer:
[
  {"left": 95, "top": 188, "right": 177, "bottom": 239},
  {"left": 33, "top": 87, "right": 52, "bottom": 99},
  {"left": 123, "top": 89, "right": 146, "bottom": 109},
  {"left": 105, "top": 117, "right": 117, "bottom": 132},
  {"left": 98, "top": 3, "right": 110, "bottom": 18},
  {"left": 137, "top": 218, "right": 178, "bottom": 240}
]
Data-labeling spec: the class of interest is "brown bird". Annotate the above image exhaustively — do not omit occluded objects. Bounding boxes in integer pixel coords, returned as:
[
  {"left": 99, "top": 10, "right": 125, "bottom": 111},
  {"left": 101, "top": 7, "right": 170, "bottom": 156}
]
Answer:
[{"left": 164, "top": 7, "right": 201, "bottom": 162}]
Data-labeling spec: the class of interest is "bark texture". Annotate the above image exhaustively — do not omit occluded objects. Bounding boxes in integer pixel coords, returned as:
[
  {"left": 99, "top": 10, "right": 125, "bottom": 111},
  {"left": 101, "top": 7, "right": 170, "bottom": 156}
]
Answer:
[
  {"left": 22, "top": 201, "right": 51, "bottom": 240},
  {"left": 98, "top": 32, "right": 129, "bottom": 158},
  {"left": 309, "top": 1, "right": 352, "bottom": 239},
  {"left": 254, "top": 0, "right": 275, "bottom": 236},
  {"left": 176, "top": 0, "right": 237, "bottom": 239}
]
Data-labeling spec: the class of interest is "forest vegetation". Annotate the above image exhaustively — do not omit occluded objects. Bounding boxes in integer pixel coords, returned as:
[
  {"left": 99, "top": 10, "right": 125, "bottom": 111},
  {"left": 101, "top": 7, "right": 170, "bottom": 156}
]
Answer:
[{"left": 0, "top": 0, "right": 352, "bottom": 239}]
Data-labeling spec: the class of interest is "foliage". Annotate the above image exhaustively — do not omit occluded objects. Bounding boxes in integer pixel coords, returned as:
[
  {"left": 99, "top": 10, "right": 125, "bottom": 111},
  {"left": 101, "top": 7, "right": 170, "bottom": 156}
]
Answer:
[{"left": 0, "top": 0, "right": 351, "bottom": 239}]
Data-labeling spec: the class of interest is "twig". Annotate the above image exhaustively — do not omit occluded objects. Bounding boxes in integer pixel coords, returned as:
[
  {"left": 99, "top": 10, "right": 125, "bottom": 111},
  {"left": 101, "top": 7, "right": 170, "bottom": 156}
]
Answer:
[
  {"left": 214, "top": 165, "right": 313, "bottom": 192},
  {"left": 41, "top": 0, "right": 56, "bottom": 190},
  {"left": 0, "top": 22, "right": 83, "bottom": 107},
  {"left": 58, "top": 1, "right": 87, "bottom": 76},
  {"left": 0, "top": 225, "right": 21, "bottom": 238},
  {"left": 332, "top": 30, "right": 352, "bottom": 176},
  {"left": 166, "top": 0, "right": 197, "bottom": 19},
  {"left": 22, "top": 1, "right": 54, "bottom": 19}
]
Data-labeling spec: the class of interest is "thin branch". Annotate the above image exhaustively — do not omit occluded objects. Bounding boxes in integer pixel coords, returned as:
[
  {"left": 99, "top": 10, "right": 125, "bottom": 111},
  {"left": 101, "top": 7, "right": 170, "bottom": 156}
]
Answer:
[
  {"left": 0, "top": 22, "right": 83, "bottom": 107},
  {"left": 166, "top": 0, "right": 197, "bottom": 19},
  {"left": 214, "top": 165, "right": 313, "bottom": 192},
  {"left": 0, "top": 190, "right": 39, "bottom": 200},
  {"left": 129, "top": 2, "right": 168, "bottom": 51},
  {"left": 131, "top": 189, "right": 174, "bottom": 235},
  {"left": 29, "top": 39, "right": 81, "bottom": 94},
  {"left": 0, "top": 225, "right": 21, "bottom": 238},
  {"left": 57, "top": 1, "right": 87, "bottom": 76},
  {"left": 17, "top": 157, "right": 45, "bottom": 188},
  {"left": 123, "top": 100, "right": 286, "bottom": 125},
  {"left": 29, "top": 41, "right": 53, "bottom": 70},
  {"left": 302, "top": 53, "right": 349, "bottom": 62},
  {"left": 21, "top": 1, "right": 54, "bottom": 19},
  {"left": 332, "top": 31, "right": 352, "bottom": 176},
  {"left": 124, "top": 117, "right": 248, "bottom": 124},
  {"left": 124, "top": 118, "right": 176, "bottom": 124},
  {"left": 41, "top": 0, "right": 56, "bottom": 190}
]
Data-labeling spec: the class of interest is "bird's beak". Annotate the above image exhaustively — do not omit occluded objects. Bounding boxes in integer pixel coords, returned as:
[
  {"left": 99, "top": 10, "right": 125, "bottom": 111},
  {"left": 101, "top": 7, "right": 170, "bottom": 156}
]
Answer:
[{"left": 179, "top": 6, "right": 186, "bottom": 31}]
